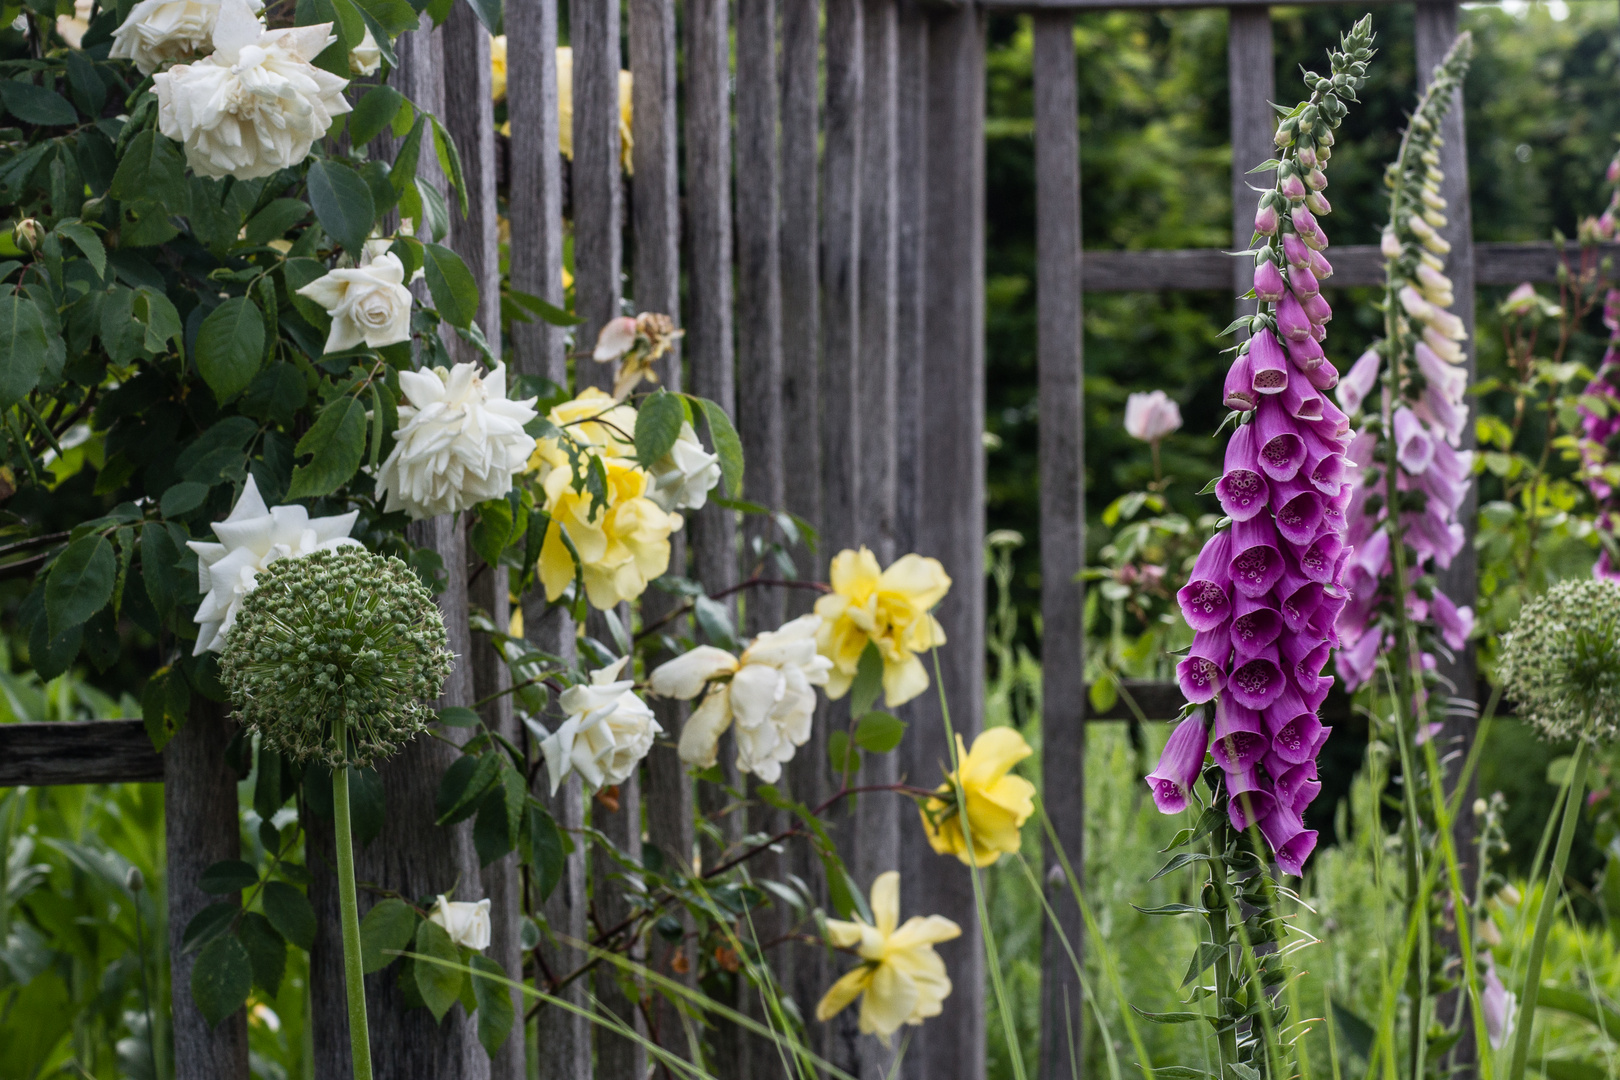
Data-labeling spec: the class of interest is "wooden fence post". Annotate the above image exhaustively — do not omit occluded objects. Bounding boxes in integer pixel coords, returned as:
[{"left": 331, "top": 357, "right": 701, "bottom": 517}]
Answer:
[
  {"left": 902, "top": 6, "right": 986, "bottom": 1080},
  {"left": 1228, "top": 4, "right": 1275, "bottom": 318},
  {"left": 895, "top": 0, "right": 927, "bottom": 561},
  {"left": 166, "top": 700, "right": 249, "bottom": 1080},
  {"left": 1032, "top": 12, "right": 1085, "bottom": 1080}
]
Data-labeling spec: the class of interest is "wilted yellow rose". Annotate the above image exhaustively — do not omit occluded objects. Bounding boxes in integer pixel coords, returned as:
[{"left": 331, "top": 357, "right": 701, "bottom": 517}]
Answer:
[
  {"left": 919, "top": 728, "right": 1036, "bottom": 867},
  {"left": 557, "top": 46, "right": 634, "bottom": 173},
  {"left": 815, "top": 547, "right": 951, "bottom": 707},
  {"left": 538, "top": 453, "right": 676, "bottom": 610},
  {"left": 815, "top": 871, "right": 960, "bottom": 1045}
]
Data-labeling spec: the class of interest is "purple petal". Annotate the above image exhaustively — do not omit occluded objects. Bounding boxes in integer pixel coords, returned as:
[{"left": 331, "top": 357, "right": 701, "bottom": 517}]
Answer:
[
  {"left": 1255, "top": 399, "right": 1307, "bottom": 482},
  {"left": 1224, "top": 351, "right": 1260, "bottom": 412},
  {"left": 1229, "top": 647, "right": 1285, "bottom": 709},
  {"left": 1337, "top": 348, "right": 1382, "bottom": 415},
  {"left": 1275, "top": 488, "right": 1326, "bottom": 546},
  {"left": 1145, "top": 714, "right": 1210, "bottom": 815},
  {"left": 1254, "top": 258, "right": 1286, "bottom": 302},
  {"left": 1249, "top": 330, "right": 1290, "bottom": 395},
  {"left": 1277, "top": 292, "right": 1313, "bottom": 344},
  {"left": 1177, "top": 531, "right": 1234, "bottom": 632},
  {"left": 1230, "top": 595, "right": 1284, "bottom": 657},
  {"left": 1177, "top": 627, "right": 1231, "bottom": 703},
  {"left": 1216, "top": 424, "right": 1270, "bottom": 522},
  {"left": 1431, "top": 588, "right": 1475, "bottom": 651},
  {"left": 1299, "top": 531, "right": 1344, "bottom": 584},
  {"left": 1394, "top": 406, "right": 1435, "bottom": 474},
  {"left": 1211, "top": 698, "right": 1269, "bottom": 771},
  {"left": 1283, "top": 234, "right": 1310, "bottom": 268},
  {"left": 1229, "top": 515, "right": 1285, "bottom": 598}
]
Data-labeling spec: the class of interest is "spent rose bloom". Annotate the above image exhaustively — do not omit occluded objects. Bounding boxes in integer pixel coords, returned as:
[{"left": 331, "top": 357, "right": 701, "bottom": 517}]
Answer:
[
  {"left": 815, "top": 872, "right": 961, "bottom": 1045},
  {"left": 815, "top": 547, "right": 951, "bottom": 708},
  {"left": 428, "top": 896, "right": 491, "bottom": 950},
  {"left": 111, "top": 0, "right": 262, "bottom": 74},
  {"left": 649, "top": 614, "right": 833, "bottom": 782},
  {"left": 186, "top": 475, "right": 361, "bottom": 655},
  {"left": 646, "top": 422, "right": 721, "bottom": 513},
  {"left": 1124, "top": 390, "right": 1183, "bottom": 443},
  {"left": 152, "top": 0, "right": 351, "bottom": 180},
  {"left": 295, "top": 252, "right": 413, "bottom": 353},
  {"left": 375, "top": 363, "right": 539, "bottom": 520},
  {"left": 540, "top": 658, "right": 661, "bottom": 794}
]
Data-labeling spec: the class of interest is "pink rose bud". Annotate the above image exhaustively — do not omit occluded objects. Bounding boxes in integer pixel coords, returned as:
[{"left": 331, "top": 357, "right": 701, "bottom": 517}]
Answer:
[
  {"left": 1253, "top": 258, "right": 1286, "bottom": 302},
  {"left": 1123, "top": 390, "right": 1183, "bottom": 443}
]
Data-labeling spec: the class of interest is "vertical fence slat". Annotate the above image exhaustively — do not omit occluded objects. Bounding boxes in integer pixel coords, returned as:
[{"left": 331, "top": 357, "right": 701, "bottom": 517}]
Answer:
[
  {"left": 1228, "top": 5, "right": 1275, "bottom": 313},
  {"left": 894, "top": 0, "right": 927, "bottom": 561},
  {"left": 903, "top": 7, "right": 986, "bottom": 1080},
  {"left": 572, "top": 0, "right": 624, "bottom": 373},
  {"left": 1032, "top": 13, "right": 1085, "bottom": 1080},
  {"left": 442, "top": 5, "right": 502, "bottom": 358},
  {"left": 167, "top": 701, "right": 249, "bottom": 1080},
  {"left": 509, "top": 0, "right": 567, "bottom": 382}
]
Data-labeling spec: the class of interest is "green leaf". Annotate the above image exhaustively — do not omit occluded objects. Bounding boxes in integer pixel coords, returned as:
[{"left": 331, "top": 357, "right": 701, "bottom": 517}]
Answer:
[
  {"left": 423, "top": 242, "right": 478, "bottom": 328},
  {"left": 286, "top": 396, "right": 367, "bottom": 499},
  {"left": 853, "top": 711, "right": 906, "bottom": 754},
  {"left": 849, "top": 641, "right": 884, "bottom": 719},
  {"left": 474, "top": 785, "right": 513, "bottom": 867},
  {"left": 470, "top": 954, "right": 515, "bottom": 1057},
  {"left": 140, "top": 523, "right": 181, "bottom": 620},
  {"left": 0, "top": 289, "right": 50, "bottom": 408},
  {"left": 692, "top": 396, "right": 743, "bottom": 496},
  {"left": 506, "top": 288, "right": 583, "bottom": 326},
  {"left": 634, "top": 389, "right": 685, "bottom": 468},
  {"left": 134, "top": 286, "right": 183, "bottom": 354},
  {"left": 827, "top": 730, "right": 859, "bottom": 775},
  {"left": 1180, "top": 940, "right": 1226, "bottom": 988},
  {"left": 437, "top": 753, "right": 500, "bottom": 826},
  {"left": 199, "top": 859, "right": 260, "bottom": 894},
  {"left": 180, "top": 901, "right": 237, "bottom": 953},
  {"left": 195, "top": 297, "right": 266, "bottom": 404},
  {"left": 141, "top": 665, "right": 191, "bottom": 752},
  {"left": 347, "top": 766, "right": 385, "bottom": 846},
  {"left": 305, "top": 158, "right": 376, "bottom": 255},
  {"left": 353, "top": 0, "right": 419, "bottom": 34},
  {"left": 242, "top": 199, "right": 310, "bottom": 247},
  {"left": 110, "top": 129, "right": 185, "bottom": 203},
  {"left": 56, "top": 222, "right": 106, "bottom": 278},
  {"left": 437, "top": 706, "right": 482, "bottom": 728},
  {"left": 1150, "top": 851, "right": 1211, "bottom": 882},
  {"left": 360, "top": 898, "right": 418, "bottom": 973},
  {"left": 350, "top": 85, "right": 407, "bottom": 147},
  {"left": 412, "top": 918, "right": 463, "bottom": 1022},
  {"left": 261, "top": 881, "right": 317, "bottom": 951},
  {"left": 191, "top": 933, "right": 253, "bottom": 1028},
  {"left": 46, "top": 534, "right": 116, "bottom": 636},
  {"left": 470, "top": 498, "right": 515, "bottom": 567},
  {"left": 527, "top": 805, "right": 565, "bottom": 902},
  {"left": 1129, "top": 1005, "right": 1203, "bottom": 1025},
  {"left": 0, "top": 81, "right": 77, "bottom": 126},
  {"left": 429, "top": 116, "right": 469, "bottom": 217},
  {"left": 237, "top": 913, "right": 287, "bottom": 997},
  {"left": 390, "top": 115, "right": 427, "bottom": 195}
]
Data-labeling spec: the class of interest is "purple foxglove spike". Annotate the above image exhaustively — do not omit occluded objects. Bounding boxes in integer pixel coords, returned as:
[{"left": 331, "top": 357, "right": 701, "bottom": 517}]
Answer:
[
  {"left": 1177, "top": 626, "right": 1231, "bottom": 703},
  {"left": 1414, "top": 461, "right": 1468, "bottom": 515},
  {"left": 1224, "top": 351, "right": 1260, "bottom": 412},
  {"left": 1282, "top": 633, "right": 1332, "bottom": 687},
  {"left": 1291, "top": 266, "right": 1321, "bottom": 298},
  {"left": 1283, "top": 233, "right": 1311, "bottom": 269},
  {"left": 1178, "top": 531, "right": 1235, "bottom": 631},
  {"left": 1429, "top": 438, "right": 1470, "bottom": 484},
  {"left": 1416, "top": 342, "right": 1468, "bottom": 407},
  {"left": 1337, "top": 624, "right": 1381, "bottom": 689},
  {"left": 1277, "top": 292, "right": 1314, "bottom": 344},
  {"left": 1418, "top": 382, "right": 1468, "bottom": 447},
  {"left": 1290, "top": 205, "right": 1320, "bottom": 238},
  {"left": 1353, "top": 526, "right": 1390, "bottom": 579},
  {"left": 1337, "top": 348, "right": 1381, "bottom": 415},
  {"left": 1303, "top": 443, "right": 1347, "bottom": 497},
  {"left": 1255, "top": 399, "right": 1307, "bottom": 482},
  {"left": 1306, "top": 191, "right": 1331, "bottom": 216},
  {"left": 1280, "top": 579, "right": 1324, "bottom": 633},
  {"left": 1217, "top": 467, "right": 1270, "bottom": 523},
  {"left": 1272, "top": 824, "right": 1318, "bottom": 877},
  {"left": 1226, "top": 766, "right": 1277, "bottom": 831},
  {"left": 1255, "top": 204, "right": 1279, "bottom": 236},
  {"left": 1404, "top": 509, "right": 1465, "bottom": 570},
  {"left": 1309, "top": 249, "right": 1333, "bottom": 280},
  {"left": 1431, "top": 588, "right": 1475, "bottom": 651},
  {"left": 1249, "top": 330, "right": 1290, "bottom": 394},
  {"left": 1229, "top": 515, "right": 1286, "bottom": 598},
  {"left": 1254, "top": 258, "right": 1287, "bottom": 302},
  {"left": 1304, "top": 358, "right": 1340, "bottom": 392},
  {"left": 1279, "top": 173, "right": 1307, "bottom": 200},
  {"left": 1394, "top": 406, "right": 1436, "bottom": 474},
  {"left": 1261, "top": 684, "right": 1306, "bottom": 735},
  {"left": 1299, "top": 530, "right": 1344, "bottom": 583},
  {"left": 1145, "top": 713, "right": 1210, "bottom": 814},
  {"left": 1210, "top": 698, "right": 1269, "bottom": 771},
  {"left": 1230, "top": 595, "right": 1284, "bottom": 657},
  {"left": 1269, "top": 708, "right": 1323, "bottom": 767},
  {"left": 1275, "top": 488, "right": 1326, "bottom": 546},
  {"left": 1323, "top": 488, "right": 1352, "bottom": 535},
  {"left": 1303, "top": 292, "right": 1333, "bottom": 326},
  {"left": 1287, "top": 335, "right": 1327, "bottom": 372},
  {"left": 1229, "top": 647, "right": 1286, "bottom": 710},
  {"left": 1312, "top": 396, "right": 1352, "bottom": 441},
  {"left": 1270, "top": 758, "right": 1318, "bottom": 806},
  {"left": 1281, "top": 377, "right": 1323, "bottom": 422}
]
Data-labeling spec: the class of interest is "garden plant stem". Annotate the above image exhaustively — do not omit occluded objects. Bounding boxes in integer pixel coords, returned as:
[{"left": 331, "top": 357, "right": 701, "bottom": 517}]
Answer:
[{"left": 332, "top": 719, "right": 374, "bottom": 1080}]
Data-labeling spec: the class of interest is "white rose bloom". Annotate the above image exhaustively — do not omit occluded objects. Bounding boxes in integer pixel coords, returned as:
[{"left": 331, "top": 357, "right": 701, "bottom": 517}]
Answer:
[
  {"left": 295, "top": 252, "right": 414, "bottom": 353},
  {"left": 646, "top": 423, "right": 721, "bottom": 513},
  {"left": 185, "top": 475, "right": 361, "bottom": 655},
  {"left": 349, "top": 27, "right": 381, "bottom": 75},
  {"left": 153, "top": 0, "right": 351, "bottom": 181},
  {"left": 428, "top": 895, "right": 491, "bottom": 950},
  {"left": 650, "top": 614, "right": 832, "bottom": 782},
  {"left": 374, "top": 362, "right": 539, "bottom": 520},
  {"left": 541, "top": 658, "right": 661, "bottom": 794},
  {"left": 111, "top": 0, "right": 262, "bottom": 75}
]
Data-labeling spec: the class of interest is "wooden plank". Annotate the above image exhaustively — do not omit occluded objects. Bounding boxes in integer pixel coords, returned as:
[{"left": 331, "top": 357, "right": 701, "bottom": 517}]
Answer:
[
  {"left": 1228, "top": 5, "right": 1274, "bottom": 314},
  {"left": 0, "top": 720, "right": 161, "bottom": 785},
  {"left": 895, "top": 0, "right": 927, "bottom": 560},
  {"left": 1032, "top": 13, "right": 1085, "bottom": 1080},
  {"left": 821, "top": 0, "right": 863, "bottom": 563},
  {"left": 982, "top": 0, "right": 1401, "bottom": 10},
  {"left": 442, "top": 1, "right": 502, "bottom": 361},
  {"left": 571, "top": 0, "right": 624, "bottom": 383},
  {"left": 507, "top": 0, "right": 567, "bottom": 383},
  {"left": 902, "top": 7, "right": 987, "bottom": 1080}
]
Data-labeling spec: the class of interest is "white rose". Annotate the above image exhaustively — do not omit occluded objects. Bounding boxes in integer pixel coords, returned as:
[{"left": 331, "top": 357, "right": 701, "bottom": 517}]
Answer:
[
  {"left": 428, "top": 895, "right": 491, "bottom": 950},
  {"left": 650, "top": 615, "right": 832, "bottom": 782},
  {"left": 296, "top": 252, "right": 413, "bottom": 353},
  {"left": 374, "top": 362, "right": 539, "bottom": 520},
  {"left": 646, "top": 423, "right": 721, "bottom": 513},
  {"left": 1123, "top": 390, "right": 1182, "bottom": 444},
  {"left": 153, "top": 0, "right": 351, "bottom": 181},
  {"left": 185, "top": 475, "right": 361, "bottom": 655},
  {"left": 111, "top": 0, "right": 262, "bottom": 75},
  {"left": 540, "top": 658, "right": 662, "bottom": 794},
  {"left": 349, "top": 27, "right": 381, "bottom": 75}
]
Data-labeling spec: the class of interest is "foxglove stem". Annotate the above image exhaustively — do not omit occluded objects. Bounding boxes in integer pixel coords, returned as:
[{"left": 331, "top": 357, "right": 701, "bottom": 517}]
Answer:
[
  {"left": 332, "top": 718, "right": 375, "bottom": 1080},
  {"left": 1205, "top": 846, "right": 1241, "bottom": 1072}
]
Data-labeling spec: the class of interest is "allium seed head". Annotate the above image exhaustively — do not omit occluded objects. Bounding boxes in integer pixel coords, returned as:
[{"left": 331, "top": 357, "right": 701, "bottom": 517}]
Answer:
[{"left": 1498, "top": 579, "right": 1620, "bottom": 744}]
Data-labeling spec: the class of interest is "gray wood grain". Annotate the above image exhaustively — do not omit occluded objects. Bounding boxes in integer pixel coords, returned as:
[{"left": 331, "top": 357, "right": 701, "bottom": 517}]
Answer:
[
  {"left": 507, "top": 0, "right": 567, "bottom": 383},
  {"left": 166, "top": 700, "right": 249, "bottom": 1080},
  {"left": 981, "top": 0, "right": 1401, "bottom": 9},
  {"left": 442, "top": 1, "right": 502, "bottom": 363},
  {"left": 1032, "top": 14, "right": 1085, "bottom": 1080},
  {"left": 900, "top": 8, "right": 986, "bottom": 1080},
  {"left": 571, "top": 0, "right": 624, "bottom": 385},
  {"left": 0, "top": 720, "right": 160, "bottom": 785},
  {"left": 1228, "top": 6, "right": 1274, "bottom": 317},
  {"left": 894, "top": 0, "right": 927, "bottom": 561}
]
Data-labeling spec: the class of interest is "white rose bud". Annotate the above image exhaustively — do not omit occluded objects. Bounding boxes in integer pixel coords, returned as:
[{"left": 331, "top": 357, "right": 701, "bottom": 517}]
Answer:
[
  {"left": 428, "top": 895, "right": 492, "bottom": 950},
  {"left": 646, "top": 423, "right": 722, "bottom": 513},
  {"left": 296, "top": 252, "right": 414, "bottom": 353},
  {"left": 349, "top": 27, "right": 381, "bottom": 75},
  {"left": 541, "top": 658, "right": 662, "bottom": 794},
  {"left": 1123, "top": 390, "right": 1182, "bottom": 444}
]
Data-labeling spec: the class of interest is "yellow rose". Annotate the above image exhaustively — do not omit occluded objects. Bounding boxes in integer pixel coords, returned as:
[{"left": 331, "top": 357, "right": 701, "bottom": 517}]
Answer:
[
  {"left": 556, "top": 46, "right": 635, "bottom": 174},
  {"left": 919, "top": 728, "right": 1036, "bottom": 867},
  {"left": 538, "top": 454, "right": 676, "bottom": 609},
  {"left": 528, "top": 387, "right": 639, "bottom": 478},
  {"left": 490, "top": 34, "right": 507, "bottom": 102},
  {"left": 814, "top": 547, "right": 951, "bottom": 707},
  {"left": 815, "top": 871, "right": 960, "bottom": 1045}
]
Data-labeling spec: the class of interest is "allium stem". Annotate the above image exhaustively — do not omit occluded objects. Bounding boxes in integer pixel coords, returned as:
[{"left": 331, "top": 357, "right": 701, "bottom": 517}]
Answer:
[
  {"left": 1506, "top": 737, "right": 1589, "bottom": 1080},
  {"left": 333, "top": 720, "right": 375, "bottom": 1080}
]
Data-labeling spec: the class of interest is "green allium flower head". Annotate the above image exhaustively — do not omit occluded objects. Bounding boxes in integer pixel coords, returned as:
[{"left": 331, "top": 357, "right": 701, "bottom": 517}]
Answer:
[
  {"left": 1498, "top": 578, "right": 1620, "bottom": 744},
  {"left": 217, "top": 547, "right": 452, "bottom": 768}
]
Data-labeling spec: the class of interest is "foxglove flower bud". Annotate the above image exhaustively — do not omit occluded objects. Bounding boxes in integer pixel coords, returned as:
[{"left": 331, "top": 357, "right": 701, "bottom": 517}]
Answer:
[
  {"left": 1276, "top": 293, "right": 1313, "bottom": 344},
  {"left": 1253, "top": 258, "right": 1286, "bottom": 302},
  {"left": 1145, "top": 714, "right": 1210, "bottom": 813},
  {"left": 1283, "top": 234, "right": 1311, "bottom": 269},
  {"left": 1336, "top": 348, "right": 1381, "bottom": 415},
  {"left": 1255, "top": 203, "right": 1279, "bottom": 235}
]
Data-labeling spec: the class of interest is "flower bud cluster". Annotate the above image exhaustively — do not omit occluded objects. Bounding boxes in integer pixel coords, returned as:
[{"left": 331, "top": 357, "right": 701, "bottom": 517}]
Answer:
[
  {"left": 1334, "top": 34, "right": 1475, "bottom": 691},
  {"left": 218, "top": 547, "right": 452, "bottom": 768},
  {"left": 1149, "top": 17, "right": 1376, "bottom": 878},
  {"left": 1576, "top": 149, "right": 1620, "bottom": 578}
]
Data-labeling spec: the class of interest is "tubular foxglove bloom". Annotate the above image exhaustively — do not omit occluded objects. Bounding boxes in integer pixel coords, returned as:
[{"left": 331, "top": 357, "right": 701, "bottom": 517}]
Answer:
[
  {"left": 1577, "top": 150, "right": 1620, "bottom": 578},
  {"left": 1152, "top": 19, "right": 1376, "bottom": 881}
]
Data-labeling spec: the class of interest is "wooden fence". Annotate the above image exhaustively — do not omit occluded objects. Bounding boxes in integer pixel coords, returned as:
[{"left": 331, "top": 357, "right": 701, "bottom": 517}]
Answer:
[{"left": 0, "top": 0, "right": 1600, "bottom": 1075}]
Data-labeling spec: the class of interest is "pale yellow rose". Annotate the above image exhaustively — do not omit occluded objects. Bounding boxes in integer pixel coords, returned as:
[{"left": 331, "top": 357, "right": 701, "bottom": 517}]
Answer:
[
  {"left": 538, "top": 454, "right": 676, "bottom": 610},
  {"left": 490, "top": 33, "right": 507, "bottom": 101},
  {"left": 919, "top": 728, "right": 1036, "bottom": 867},
  {"left": 814, "top": 547, "right": 951, "bottom": 707},
  {"left": 556, "top": 46, "right": 634, "bottom": 173}
]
